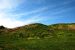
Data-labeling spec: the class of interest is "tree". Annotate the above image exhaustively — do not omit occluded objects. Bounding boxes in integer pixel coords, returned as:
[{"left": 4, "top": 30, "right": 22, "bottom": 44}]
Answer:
[{"left": 0, "top": 26, "right": 5, "bottom": 29}]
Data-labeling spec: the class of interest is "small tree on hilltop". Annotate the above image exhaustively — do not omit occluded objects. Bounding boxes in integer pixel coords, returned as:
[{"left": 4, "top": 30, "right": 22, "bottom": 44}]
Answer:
[{"left": 0, "top": 25, "right": 5, "bottom": 29}]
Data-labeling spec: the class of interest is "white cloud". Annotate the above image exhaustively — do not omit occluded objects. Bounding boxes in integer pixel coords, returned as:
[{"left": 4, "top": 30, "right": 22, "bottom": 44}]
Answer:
[
  {"left": 0, "top": 13, "right": 23, "bottom": 28},
  {"left": 50, "top": 7, "right": 75, "bottom": 16},
  {"left": 0, "top": 0, "right": 48, "bottom": 28},
  {"left": 0, "top": 0, "right": 25, "bottom": 28},
  {"left": 11, "top": 7, "right": 48, "bottom": 18},
  {"left": 0, "top": 0, "right": 22, "bottom": 10},
  {"left": 23, "top": 15, "right": 45, "bottom": 24},
  {"left": 0, "top": 13, "right": 45, "bottom": 28}
]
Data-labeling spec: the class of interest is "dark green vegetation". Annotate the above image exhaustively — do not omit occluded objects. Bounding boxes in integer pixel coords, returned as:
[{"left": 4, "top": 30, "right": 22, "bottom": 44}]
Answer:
[{"left": 0, "top": 23, "right": 75, "bottom": 50}]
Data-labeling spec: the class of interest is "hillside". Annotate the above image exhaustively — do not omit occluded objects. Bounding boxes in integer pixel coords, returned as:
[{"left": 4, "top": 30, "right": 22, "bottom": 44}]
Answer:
[
  {"left": 0, "top": 23, "right": 75, "bottom": 50},
  {"left": 49, "top": 23, "right": 75, "bottom": 30}
]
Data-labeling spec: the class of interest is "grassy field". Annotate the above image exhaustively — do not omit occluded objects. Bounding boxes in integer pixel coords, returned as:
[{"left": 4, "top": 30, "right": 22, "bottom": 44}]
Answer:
[
  {"left": 0, "top": 23, "right": 75, "bottom": 50},
  {"left": 0, "top": 37, "right": 75, "bottom": 50}
]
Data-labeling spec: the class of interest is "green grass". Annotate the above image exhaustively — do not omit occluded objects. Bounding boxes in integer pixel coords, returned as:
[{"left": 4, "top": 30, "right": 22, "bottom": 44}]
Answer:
[
  {"left": 0, "top": 23, "right": 75, "bottom": 50},
  {"left": 1, "top": 38, "right": 75, "bottom": 50},
  {"left": 0, "top": 31, "right": 75, "bottom": 50}
]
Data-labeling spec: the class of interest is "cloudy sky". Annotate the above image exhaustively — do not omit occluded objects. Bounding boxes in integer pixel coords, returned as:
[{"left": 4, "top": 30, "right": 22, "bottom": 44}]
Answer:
[{"left": 0, "top": 0, "right": 75, "bottom": 28}]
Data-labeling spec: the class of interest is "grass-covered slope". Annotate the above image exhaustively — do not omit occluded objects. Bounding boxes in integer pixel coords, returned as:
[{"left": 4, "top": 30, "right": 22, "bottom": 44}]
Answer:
[{"left": 0, "top": 23, "right": 75, "bottom": 50}]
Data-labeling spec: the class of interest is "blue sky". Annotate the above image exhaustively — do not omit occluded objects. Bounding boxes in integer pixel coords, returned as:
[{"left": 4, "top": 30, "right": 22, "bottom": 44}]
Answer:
[{"left": 0, "top": 0, "right": 75, "bottom": 28}]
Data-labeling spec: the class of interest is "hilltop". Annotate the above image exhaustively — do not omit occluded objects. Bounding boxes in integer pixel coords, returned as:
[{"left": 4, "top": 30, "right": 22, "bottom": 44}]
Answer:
[{"left": 0, "top": 23, "right": 75, "bottom": 50}]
